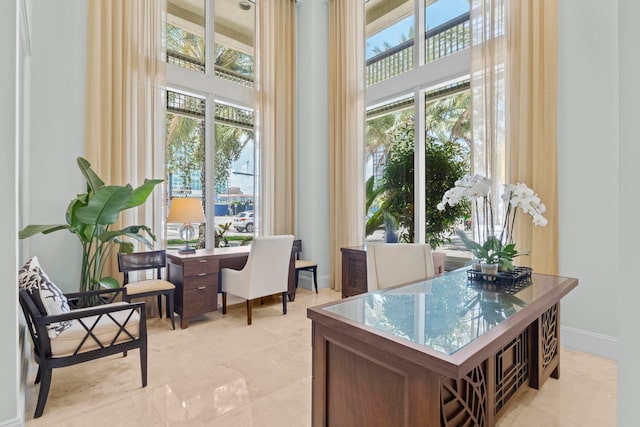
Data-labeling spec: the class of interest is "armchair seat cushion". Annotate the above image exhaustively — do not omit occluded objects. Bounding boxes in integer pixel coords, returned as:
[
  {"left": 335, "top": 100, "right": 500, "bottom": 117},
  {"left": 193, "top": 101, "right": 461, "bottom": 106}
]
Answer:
[
  {"left": 50, "top": 302, "right": 140, "bottom": 357},
  {"left": 125, "top": 279, "right": 174, "bottom": 295}
]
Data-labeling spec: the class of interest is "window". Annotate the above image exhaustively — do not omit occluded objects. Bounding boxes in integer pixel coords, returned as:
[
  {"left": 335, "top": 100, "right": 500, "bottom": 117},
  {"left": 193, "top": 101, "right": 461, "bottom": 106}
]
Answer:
[
  {"left": 166, "top": 0, "right": 256, "bottom": 248},
  {"left": 365, "top": 0, "right": 472, "bottom": 260}
]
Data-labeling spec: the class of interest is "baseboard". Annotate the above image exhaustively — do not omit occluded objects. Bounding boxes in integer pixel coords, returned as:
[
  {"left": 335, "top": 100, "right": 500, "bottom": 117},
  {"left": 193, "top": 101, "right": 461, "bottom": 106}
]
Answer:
[
  {"left": 296, "top": 273, "right": 330, "bottom": 292},
  {"left": 561, "top": 325, "right": 618, "bottom": 361},
  {"left": 0, "top": 417, "right": 23, "bottom": 427}
]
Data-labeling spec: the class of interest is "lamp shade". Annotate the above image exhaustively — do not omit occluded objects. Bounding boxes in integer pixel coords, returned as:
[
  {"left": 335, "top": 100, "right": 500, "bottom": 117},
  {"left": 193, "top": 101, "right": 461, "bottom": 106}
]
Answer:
[{"left": 167, "top": 197, "right": 205, "bottom": 224}]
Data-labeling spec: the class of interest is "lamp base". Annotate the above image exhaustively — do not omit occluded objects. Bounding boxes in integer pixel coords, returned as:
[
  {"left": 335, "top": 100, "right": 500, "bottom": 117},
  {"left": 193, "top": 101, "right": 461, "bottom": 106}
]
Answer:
[{"left": 178, "top": 248, "right": 196, "bottom": 254}]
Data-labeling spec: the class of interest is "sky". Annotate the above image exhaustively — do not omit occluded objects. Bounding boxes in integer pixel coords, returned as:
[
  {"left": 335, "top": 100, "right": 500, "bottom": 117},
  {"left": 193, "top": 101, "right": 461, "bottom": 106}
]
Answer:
[{"left": 366, "top": 0, "right": 469, "bottom": 59}]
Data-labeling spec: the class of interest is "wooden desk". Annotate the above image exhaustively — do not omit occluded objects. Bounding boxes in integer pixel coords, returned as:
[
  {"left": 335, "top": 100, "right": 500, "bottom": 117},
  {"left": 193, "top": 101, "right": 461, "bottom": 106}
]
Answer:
[
  {"left": 307, "top": 269, "right": 578, "bottom": 426},
  {"left": 167, "top": 247, "right": 296, "bottom": 329}
]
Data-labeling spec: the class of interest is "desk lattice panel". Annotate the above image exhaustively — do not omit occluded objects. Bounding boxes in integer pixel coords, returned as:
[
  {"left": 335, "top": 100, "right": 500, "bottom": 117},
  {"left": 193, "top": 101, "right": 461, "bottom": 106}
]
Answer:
[
  {"left": 494, "top": 330, "right": 529, "bottom": 413},
  {"left": 440, "top": 363, "right": 487, "bottom": 427},
  {"left": 541, "top": 304, "right": 559, "bottom": 369}
]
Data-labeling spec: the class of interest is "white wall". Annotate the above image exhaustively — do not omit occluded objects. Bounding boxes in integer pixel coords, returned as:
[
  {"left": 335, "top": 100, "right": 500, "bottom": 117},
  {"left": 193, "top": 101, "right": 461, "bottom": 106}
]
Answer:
[
  {"left": 617, "top": 0, "right": 640, "bottom": 425},
  {"left": 22, "top": 1, "right": 87, "bottom": 291},
  {"left": 2, "top": 1, "right": 21, "bottom": 426},
  {"left": 295, "top": 0, "right": 330, "bottom": 290},
  {"left": 557, "top": 0, "right": 619, "bottom": 360}
]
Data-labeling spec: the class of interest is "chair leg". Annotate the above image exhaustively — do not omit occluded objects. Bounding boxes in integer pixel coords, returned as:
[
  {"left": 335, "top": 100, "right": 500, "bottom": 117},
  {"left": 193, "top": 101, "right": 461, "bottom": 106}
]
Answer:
[
  {"left": 295, "top": 270, "right": 299, "bottom": 288},
  {"left": 167, "top": 291, "right": 175, "bottom": 330},
  {"left": 157, "top": 294, "right": 163, "bottom": 319},
  {"left": 313, "top": 267, "right": 318, "bottom": 293},
  {"left": 140, "top": 345, "right": 148, "bottom": 388},
  {"left": 282, "top": 291, "right": 288, "bottom": 315},
  {"left": 34, "top": 366, "right": 52, "bottom": 418},
  {"left": 34, "top": 366, "right": 41, "bottom": 384},
  {"left": 246, "top": 299, "right": 252, "bottom": 325},
  {"left": 222, "top": 292, "right": 227, "bottom": 314}
]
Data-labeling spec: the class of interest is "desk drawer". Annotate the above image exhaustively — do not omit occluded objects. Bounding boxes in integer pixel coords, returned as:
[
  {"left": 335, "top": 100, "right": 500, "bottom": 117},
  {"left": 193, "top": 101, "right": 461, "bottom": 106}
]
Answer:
[
  {"left": 183, "top": 273, "right": 217, "bottom": 291},
  {"left": 184, "top": 259, "right": 219, "bottom": 277},
  {"left": 182, "top": 285, "right": 217, "bottom": 317}
]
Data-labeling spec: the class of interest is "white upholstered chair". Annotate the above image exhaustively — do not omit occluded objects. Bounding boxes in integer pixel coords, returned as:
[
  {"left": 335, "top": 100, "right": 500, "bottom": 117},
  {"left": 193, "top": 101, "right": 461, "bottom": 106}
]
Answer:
[
  {"left": 221, "top": 235, "right": 294, "bottom": 325},
  {"left": 366, "top": 243, "right": 436, "bottom": 291}
]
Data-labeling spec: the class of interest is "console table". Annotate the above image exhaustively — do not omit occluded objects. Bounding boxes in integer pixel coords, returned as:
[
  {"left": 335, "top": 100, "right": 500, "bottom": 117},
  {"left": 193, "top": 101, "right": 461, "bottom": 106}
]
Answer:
[
  {"left": 341, "top": 245, "right": 446, "bottom": 298},
  {"left": 307, "top": 268, "right": 578, "bottom": 426},
  {"left": 167, "top": 247, "right": 295, "bottom": 329}
]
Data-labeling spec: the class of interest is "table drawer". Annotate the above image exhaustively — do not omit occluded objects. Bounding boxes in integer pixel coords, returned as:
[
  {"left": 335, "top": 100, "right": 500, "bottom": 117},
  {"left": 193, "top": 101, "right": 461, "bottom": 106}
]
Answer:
[
  {"left": 184, "top": 258, "right": 219, "bottom": 277},
  {"left": 182, "top": 285, "right": 217, "bottom": 317}
]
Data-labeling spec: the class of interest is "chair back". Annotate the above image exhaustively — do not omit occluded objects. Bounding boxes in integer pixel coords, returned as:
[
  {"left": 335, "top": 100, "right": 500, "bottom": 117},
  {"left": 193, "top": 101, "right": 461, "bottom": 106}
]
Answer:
[
  {"left": 292, "top": 239, "right": 302, "bottom": 260},
  {"left": 366, "top": 243, "right": 435, "bottom": 291},
  {"left": 118, "top": 250, "right": 167, "bottom": 284},
  {"left": 19, "top": 289, "right": 50, "bottom": 359},
  {"left": 244, "top": 235, "right": 294, "bottom": 298}
]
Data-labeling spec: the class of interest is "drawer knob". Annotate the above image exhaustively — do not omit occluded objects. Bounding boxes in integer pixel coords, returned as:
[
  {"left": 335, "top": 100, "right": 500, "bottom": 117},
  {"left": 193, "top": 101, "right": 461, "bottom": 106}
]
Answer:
[
  {"left": 199, "top": 260, "right": 207, "bottom": 263},
  {"left": 198, "top": 286, "right": 206, "bottom": 290},
  {"left": 198, "top": 273, "right": 207, "bottom": 276}
]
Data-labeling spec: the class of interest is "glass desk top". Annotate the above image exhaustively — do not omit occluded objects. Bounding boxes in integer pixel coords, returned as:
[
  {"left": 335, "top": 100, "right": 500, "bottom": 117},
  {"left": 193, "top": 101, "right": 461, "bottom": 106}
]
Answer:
[{"left": 323, "top": 268, "right": 540, "bottom": 356}]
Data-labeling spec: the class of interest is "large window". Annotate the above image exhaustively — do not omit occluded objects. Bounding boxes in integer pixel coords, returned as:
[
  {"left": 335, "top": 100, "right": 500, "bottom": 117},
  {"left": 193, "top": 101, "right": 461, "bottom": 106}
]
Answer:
[
  {"left": 365, "top": 0, "right": 472, "bottom": 263},
  {"left": 166, "top": 1, "right": 256, "bottom": 248}
]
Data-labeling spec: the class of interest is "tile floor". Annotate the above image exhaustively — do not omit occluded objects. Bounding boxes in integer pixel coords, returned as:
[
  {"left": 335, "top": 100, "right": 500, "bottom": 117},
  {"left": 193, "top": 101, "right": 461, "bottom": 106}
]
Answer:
[{"left": 24, "top": 288, "right": 617, "bottom": 426}]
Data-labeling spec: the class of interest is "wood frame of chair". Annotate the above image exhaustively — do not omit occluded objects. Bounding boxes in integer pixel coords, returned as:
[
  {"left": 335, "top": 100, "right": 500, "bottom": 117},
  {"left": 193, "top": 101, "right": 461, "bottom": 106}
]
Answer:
[
  {"left": 19, "top": 287, "right": 147, "bottom": 418},
  {"left": 292, "top": 239, "right": 318, "bottom": 293},
  {"left": 117, "top": 250, "right": 175, "bottom": 330}
]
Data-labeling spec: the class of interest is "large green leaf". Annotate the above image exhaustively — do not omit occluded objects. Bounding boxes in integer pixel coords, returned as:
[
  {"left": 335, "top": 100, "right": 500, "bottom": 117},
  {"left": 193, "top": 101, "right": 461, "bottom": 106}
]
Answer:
[
  {"left": 77, "top": 157, "right": 105, "bottom": 194},
  {"left": 19, "top": 224, "right": 70, "bottom": 239},
  {"left": 99, "top": 225, "right": 156, "bottom": 248},
  {"left": 124, "top": 179, "right": 163, "bottom": 210},
  {"left": 75, "top": 185, "right": 133, "bottom": 226}
]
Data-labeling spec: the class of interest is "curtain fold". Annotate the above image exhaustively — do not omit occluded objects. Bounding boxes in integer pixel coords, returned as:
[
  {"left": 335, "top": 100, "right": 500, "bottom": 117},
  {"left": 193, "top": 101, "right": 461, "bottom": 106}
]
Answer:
[
  {"left": 506, "top": 0, "right": 558, "bottom": 274},
  {"left": 85, "top": 0, "right": 167, "bottom": 279},
  {"left": 328, "top": 0, "right": 365, "bottom": 291},
  {"left": 254, "top": 0, "right": 296, "bottom": 236}
]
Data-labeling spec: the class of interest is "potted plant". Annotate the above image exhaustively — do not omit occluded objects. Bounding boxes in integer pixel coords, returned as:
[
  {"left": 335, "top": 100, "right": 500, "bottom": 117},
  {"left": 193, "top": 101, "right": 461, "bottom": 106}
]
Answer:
[
  {"left": 19, "top": 157, "right": 163, "bottom": 293},
  {"left": 457, "top": 232, "right": 520, "bottom": 277}
]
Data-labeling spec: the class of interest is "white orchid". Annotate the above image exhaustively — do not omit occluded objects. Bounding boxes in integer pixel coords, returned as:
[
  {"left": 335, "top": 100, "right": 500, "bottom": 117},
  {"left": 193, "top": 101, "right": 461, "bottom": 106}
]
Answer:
[{"left": 439, "top": 175, "right": 548, "bottom": 267}]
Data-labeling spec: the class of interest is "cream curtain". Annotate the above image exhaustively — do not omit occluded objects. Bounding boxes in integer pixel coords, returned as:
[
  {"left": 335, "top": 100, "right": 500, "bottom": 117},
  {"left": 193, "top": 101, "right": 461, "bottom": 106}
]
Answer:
[
  {"left": 328, "top": 0, "right": 365, "bottom": 291},
  {"left": 254, "top": 0, "right": 296, "bottom": 236},
  {"left": 85, "top": 0, "right": 167, "bottom": 279},
  {"left": 505, "top": 0, "right": 558, "bottom": 274},
  {"left": 471, "top": 0, "right": 558, "bottom": 274}
]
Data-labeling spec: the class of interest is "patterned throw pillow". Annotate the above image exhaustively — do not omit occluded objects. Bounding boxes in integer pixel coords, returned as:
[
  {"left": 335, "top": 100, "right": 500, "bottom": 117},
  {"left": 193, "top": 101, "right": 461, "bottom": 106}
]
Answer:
[{"left": 18, "top": 256, "right": 73, "bottom": 338}]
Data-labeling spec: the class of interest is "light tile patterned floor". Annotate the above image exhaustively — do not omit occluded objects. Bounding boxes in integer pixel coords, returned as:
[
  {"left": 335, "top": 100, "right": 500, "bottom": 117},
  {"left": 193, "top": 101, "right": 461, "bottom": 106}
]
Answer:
[{"left": 24, "top": 288, "right": 616, "bottom": 426}]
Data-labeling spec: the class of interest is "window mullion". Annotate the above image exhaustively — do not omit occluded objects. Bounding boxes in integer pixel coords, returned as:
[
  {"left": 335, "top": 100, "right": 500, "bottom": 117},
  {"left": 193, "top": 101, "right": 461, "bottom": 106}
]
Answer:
[{"left": 414, "top": 88, "right": 426, "bottom": 244}]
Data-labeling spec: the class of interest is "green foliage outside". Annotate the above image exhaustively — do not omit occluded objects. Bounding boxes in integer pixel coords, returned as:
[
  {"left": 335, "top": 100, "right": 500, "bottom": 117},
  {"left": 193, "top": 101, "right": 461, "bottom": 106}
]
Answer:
[{"left": 366, "top": 92, "right": 471, "bottom": 248}]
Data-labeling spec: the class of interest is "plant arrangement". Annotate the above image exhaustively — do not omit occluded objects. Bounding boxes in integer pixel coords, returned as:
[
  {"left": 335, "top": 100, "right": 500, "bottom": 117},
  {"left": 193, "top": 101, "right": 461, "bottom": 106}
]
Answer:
[
  {"left": 437, "top": 174, "right": 547, "bottom": 271},
  {"left": 19, "top": 157, "right": 162, "bottom": 293},
  {"left": 215, "top": 222, "right": 233, "bottom": 247}
]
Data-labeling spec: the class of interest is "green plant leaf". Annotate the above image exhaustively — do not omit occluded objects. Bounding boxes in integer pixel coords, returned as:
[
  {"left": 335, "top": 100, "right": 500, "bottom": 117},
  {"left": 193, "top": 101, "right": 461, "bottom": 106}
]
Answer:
[
  {"left": 96, "top": 277, "right": 119, "bottom": 289},
  {"left": 75, "top": 185, "right": 133, "bottom": 225},
  {"left": 18, "top": 224, "right": 70, "bottom": 239},
  {"left": 77, "top": 157, "right": 105, "bottom": 194},
  {"left": 124, "top": 179, "right": 164, "bottom": 210}
]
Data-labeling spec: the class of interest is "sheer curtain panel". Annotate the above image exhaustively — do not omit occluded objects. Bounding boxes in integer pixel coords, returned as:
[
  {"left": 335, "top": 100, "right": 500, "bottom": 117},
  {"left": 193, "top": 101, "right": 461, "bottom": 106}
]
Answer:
[
  {"left": 328, "top": 0, "right": 365, "bottom": 291},
  {"left": 84, "top": 0, "right": 167, "bottom": 278}
]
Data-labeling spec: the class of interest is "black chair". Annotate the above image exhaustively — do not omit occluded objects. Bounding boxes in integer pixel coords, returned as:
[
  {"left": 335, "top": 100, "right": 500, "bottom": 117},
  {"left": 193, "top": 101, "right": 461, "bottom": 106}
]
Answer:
[
  {"left": 118, "top": 250, "right": 175, "bottom": 330},
  {"left": 19, "top": 287, "right": 147, "bottom": 418},
  {"left": 292, "top": 239, "right": 318, "bottom": 293}
]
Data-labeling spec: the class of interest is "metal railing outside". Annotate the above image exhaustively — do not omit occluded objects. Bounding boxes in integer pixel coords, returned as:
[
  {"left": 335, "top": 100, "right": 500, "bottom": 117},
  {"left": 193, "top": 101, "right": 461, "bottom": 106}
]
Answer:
[
  {"left": 167, "top": 50, "right": 254, "bottom": 88},
  {"left": 366, "top": 12, "right": 470, "bottom": 87}
]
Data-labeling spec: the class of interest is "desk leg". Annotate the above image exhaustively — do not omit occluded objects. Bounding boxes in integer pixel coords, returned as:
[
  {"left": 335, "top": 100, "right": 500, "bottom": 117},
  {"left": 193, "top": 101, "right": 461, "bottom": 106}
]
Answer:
[{"left": 180, "top": 317, "right": 189, "bottom": 329}]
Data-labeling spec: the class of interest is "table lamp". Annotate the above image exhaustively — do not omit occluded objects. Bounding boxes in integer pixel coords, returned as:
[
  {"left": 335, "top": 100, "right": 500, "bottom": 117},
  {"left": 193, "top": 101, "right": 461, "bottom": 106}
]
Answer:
[{"left": 167, "top": 197, "right": 205, "bottom": 254}]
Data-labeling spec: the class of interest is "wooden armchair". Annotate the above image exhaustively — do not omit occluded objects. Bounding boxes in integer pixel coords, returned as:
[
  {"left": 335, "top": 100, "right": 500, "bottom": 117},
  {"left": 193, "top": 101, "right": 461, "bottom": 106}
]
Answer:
[{"left": 19, "top": 287, "right": 147, "bottom": 418}]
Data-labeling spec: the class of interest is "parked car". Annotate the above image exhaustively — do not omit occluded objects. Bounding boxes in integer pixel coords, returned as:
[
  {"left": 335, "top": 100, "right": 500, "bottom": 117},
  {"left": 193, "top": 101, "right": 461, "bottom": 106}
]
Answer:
[{"left": 233, "top": 211, "right": 254, "bottom": 233}]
